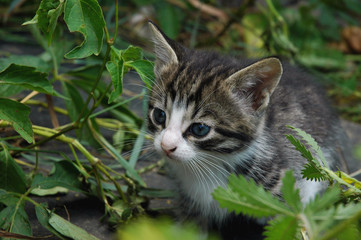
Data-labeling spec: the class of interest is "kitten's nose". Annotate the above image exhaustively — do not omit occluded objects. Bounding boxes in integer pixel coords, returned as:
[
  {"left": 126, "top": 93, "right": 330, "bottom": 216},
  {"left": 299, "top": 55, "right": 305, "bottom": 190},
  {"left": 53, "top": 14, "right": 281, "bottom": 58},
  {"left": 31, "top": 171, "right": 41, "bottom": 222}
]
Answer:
[{"left": 161, "top": 142, "right": 177, "bottom": 156}]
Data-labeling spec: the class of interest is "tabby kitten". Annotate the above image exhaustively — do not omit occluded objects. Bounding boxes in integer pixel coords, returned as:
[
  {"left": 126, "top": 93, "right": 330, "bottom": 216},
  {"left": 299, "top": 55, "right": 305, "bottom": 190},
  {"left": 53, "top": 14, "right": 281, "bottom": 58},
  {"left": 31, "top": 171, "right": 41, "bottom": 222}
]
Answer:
[{"left": 147, "top": 21, "right": 347, "bottom": 239}]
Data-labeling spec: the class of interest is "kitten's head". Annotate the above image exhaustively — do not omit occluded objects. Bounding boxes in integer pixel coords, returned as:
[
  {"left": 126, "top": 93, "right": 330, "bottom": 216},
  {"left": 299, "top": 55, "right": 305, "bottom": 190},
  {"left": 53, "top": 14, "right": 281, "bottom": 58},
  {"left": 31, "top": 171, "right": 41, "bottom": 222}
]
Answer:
[{"left": 147, "top": 21, "right": 283, "bottom": 164}]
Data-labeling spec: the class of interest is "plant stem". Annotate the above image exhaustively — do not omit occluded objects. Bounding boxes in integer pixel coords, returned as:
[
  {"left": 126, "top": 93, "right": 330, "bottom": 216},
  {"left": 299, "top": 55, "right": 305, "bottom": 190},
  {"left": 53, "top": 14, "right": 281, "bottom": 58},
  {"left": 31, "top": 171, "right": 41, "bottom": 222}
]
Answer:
[
  {"left": 97, "top": 163, "right": 128, "bottom": 204},
  {"left": 113, "top": 0, "right": 119, "bottom": 42},
  {"left": 9, "top": 188, "right": 33, "bottom": 232},
  {"left": 76, "top": 44, "right": 111, "bottom": 127}
]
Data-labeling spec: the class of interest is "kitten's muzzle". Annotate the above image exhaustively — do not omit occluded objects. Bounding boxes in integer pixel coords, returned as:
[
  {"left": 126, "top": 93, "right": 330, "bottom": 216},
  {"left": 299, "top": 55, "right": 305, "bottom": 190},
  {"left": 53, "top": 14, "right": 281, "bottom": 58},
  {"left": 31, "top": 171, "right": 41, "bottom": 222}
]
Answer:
[{"left": 161, "top": 142, "right": 177, "bottom": 156}]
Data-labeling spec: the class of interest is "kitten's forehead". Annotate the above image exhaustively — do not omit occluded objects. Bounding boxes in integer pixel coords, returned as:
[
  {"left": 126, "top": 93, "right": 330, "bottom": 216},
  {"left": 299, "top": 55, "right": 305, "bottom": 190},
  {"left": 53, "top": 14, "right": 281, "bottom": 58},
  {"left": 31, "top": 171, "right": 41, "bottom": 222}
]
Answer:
[{"left": 154, "top": 61, "right": 234, "bottom": 113}]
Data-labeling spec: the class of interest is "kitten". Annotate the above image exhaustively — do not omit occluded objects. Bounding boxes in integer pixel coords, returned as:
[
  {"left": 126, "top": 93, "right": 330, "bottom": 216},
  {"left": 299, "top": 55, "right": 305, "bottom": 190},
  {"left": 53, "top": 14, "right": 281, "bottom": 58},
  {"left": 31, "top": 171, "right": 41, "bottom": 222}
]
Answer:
[{"left": 147, "top": 21, "right": 348, "bottom": 239}]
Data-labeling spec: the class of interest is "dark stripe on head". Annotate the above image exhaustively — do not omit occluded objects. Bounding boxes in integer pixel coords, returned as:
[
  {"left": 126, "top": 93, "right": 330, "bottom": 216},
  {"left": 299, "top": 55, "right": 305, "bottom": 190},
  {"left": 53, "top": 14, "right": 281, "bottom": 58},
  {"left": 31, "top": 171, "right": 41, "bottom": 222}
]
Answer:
[
  {"left": 194, "top": 138, "right": 226, "bottom": 150},
  {"left": 215, "top": 127, "right": 253, "bottom": 143}
]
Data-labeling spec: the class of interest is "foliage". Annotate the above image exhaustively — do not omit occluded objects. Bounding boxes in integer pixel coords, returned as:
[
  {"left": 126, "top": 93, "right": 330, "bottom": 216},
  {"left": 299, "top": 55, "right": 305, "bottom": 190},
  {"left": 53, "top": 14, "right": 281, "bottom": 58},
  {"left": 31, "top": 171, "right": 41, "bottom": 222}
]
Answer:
[
  {"left": 0, "top": 0, "right": 162, "bottom": 239},
  {"left": 213, "top": 126, "right": 361, "bottom": 240},
  {"left": 117, "top": 217, "right": 218, "bottom": 240}
]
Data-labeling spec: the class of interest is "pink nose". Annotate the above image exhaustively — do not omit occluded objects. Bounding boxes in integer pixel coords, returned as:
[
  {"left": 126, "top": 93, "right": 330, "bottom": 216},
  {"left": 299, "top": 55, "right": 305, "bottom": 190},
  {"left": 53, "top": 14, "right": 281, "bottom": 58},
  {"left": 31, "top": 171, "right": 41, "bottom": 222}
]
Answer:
[{"left": 161, "top": 142, "right": 177, "bottom": 155}]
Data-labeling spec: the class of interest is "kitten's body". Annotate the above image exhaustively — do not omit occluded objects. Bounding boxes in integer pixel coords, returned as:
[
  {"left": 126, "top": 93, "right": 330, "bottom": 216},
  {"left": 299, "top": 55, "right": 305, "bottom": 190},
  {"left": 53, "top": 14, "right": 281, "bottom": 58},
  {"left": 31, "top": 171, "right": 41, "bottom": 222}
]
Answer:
[{"left": 147, "top": 22, "right": 348, "bottom": 239}]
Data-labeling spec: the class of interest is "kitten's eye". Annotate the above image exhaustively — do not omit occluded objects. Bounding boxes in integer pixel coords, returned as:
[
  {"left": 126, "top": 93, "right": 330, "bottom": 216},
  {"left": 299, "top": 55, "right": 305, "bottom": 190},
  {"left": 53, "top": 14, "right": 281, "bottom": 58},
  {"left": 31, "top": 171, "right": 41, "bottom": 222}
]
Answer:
[
  {"left": 189, "top": 123, "right": 210, "bottom": 137},
  {"left": 153, "top": 108, "right": 166, "bottom": 125}
]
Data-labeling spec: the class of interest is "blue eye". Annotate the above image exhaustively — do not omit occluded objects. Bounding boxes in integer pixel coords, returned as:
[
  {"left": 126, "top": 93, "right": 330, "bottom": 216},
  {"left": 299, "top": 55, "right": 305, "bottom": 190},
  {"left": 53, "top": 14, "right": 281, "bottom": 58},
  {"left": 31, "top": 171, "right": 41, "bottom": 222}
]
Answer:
[
  {"left": 190, "top": 123, "right": 210, "bottom": 137},
  {"left": 153, "top": 108, "right": 166, "bottom": 125}
]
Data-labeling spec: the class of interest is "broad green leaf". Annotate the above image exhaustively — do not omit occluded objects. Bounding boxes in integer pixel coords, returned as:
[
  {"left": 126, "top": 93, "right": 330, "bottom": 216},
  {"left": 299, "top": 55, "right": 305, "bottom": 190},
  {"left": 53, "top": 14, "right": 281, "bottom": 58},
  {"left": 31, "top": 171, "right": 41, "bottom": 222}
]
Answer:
[
  {"left": 64, "top": 0, "right": 105, "bottom": 59},
  {"left": 24, "top": 0, "right": 65, "bottom": 45},
  {"left": 0, "top": 204, "right": 32, "bottom": 237},
  {"left": 31, "top": 161, "right": 83, "bottom": 192},
  {"left": 0, "top": 189, "right": 20, "bottom": 206},
  {"left": 0, "top": 55, "right": 51, "bottom": 72},
  {"left": 106, "top": 58, "right": 125, "bottom": 103},
  {"left": 31, "top": 186, "right": 68, "bottom": 196},
  {"left": 126, "top": 60, "right": 154, "bottom": 89},
  {"left": 0, "top": 98, "right": 33, "bottom": 143},
  {"left": 0, "top": 146, "right": 27, "bottom": 193},
  {"left": 67, "top": 64, "right": 102, "bottom": 81},
  {"left": 49, "top": 212, "right": 100, "bottom": 240},
  {"left": 62, "top": 81, "right": 88, "bottom": 122},
  {"left": 212, "top": 174, "right": 292, "bottom": 218},
  {"left": 35, "top": 204, "right": 66, "bottom": 239},
  {"left": 47, "top": 0, "right": 65, "bottom": 45},
  {"left": 281, "top": 171, "right": 302, "bottom": 212},
  {"left": 121, "top": 46, "right": 143, "bottom": 62},
  {"left": 264, "top": 216, "right": 298, "bottom": 240},
  {"left": 0, "top": 85, "right": 23, "bottom": 98},
  {"left": 0, "top": 64, "right": 53, "bottom": 95}
]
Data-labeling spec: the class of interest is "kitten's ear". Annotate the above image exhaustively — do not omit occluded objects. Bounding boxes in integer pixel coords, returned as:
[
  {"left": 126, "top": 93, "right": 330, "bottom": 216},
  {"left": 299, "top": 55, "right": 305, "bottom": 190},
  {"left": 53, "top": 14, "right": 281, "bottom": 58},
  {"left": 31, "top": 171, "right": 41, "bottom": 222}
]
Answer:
[
  {"left": 148, "top": 21, "right": 179, "bottom": 70},
  {"left": 226, "top": 57, "right": 283, "bottom": 112}
]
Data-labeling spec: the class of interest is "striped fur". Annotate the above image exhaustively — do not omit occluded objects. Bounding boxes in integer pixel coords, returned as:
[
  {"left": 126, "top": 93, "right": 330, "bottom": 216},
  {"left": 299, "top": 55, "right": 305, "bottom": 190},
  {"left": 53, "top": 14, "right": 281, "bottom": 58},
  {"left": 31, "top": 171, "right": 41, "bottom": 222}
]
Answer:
[{"left": 147, "top": 22, "right": 348, "bottom": 239}]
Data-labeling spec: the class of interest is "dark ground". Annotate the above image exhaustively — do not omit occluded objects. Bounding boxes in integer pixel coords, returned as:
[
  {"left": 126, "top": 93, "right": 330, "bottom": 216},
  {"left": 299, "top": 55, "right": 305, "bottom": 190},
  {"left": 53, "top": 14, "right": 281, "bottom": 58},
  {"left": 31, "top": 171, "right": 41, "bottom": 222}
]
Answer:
[{"left": 1, "top": 40, "right": 361, "bottom": 240}]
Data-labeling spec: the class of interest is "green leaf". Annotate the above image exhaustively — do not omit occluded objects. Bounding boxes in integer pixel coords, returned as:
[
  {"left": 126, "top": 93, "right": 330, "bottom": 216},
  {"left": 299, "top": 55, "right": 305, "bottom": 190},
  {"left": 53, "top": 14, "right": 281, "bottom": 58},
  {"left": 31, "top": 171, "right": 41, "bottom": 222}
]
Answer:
[
  {"left": 264, "top": 216, "right": 298, "bottom": 240},
  {"left": 47, "top": 0, "right": 65, "bottom": 45},
  {"left": 117, "top": 217, "right": 211, "bottom": 240},
  {"left": 31, "top": 186, "right": 69, "bottom": 196},
  {"left": 35, "top": 204, "right": 67, "bottom": 239},
  {"left": 281, "top": 171, "right": 302, "bottom": 212},
  {"left": 62, "top": 81, "right": 88, "bottom": 122},
  {"left": 48, "top": 212, "right": 100, "bottom": 240},
  {"left": 126, "top": 60, "right": 155, "bottom": 89},
  {"left": 305, "top": 186, "right": 340, "bottom": 213},
  {"left": 0, "top": 189, "right": 19, "bottom": 206},
  {"left": 212, "top": 174, "right": 292, "bottom": 218},
  {"left": 0, "top": 55, "right": 51, "bottom": 97},
  {"left": 64, "top": 0, "right": 105, "bottom": 59},
  {"left": 0, "top": 146, "right": 27, "bottom": 193},
  {"left": 24, "top": 0, "right": 65, "bottom": 45},
  {"left": 0, "top": 55, "right": 51, "bottom": 73},
  {"left": 0, "top": 204, "right": 32, "bottom": 237},
  {"left": 287, "top": 126, "right": 329, "bottom": 168},
  {"left": 31, "top": 161, "right": 83, "bottom": 192},
  {"left": 106, "top": 58, "right": 125, "bottom": 103},
  {"left": 285, "top": 134, "right": 314, "bottom": 163},
  {"left": 0, "top": 98, "right": 33, "bottom": 143},
  {"left": 0, "top": 64, "right": 53, "bottom": 95},
  {"left": 335, "top": 224, "right": 360, "bottom": 240},
  {"left": 301, "top": 163, "right": 326, "bottom": 181},
  {"left": 121, "top": 46, "right": 143, "bottom": 62}
]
